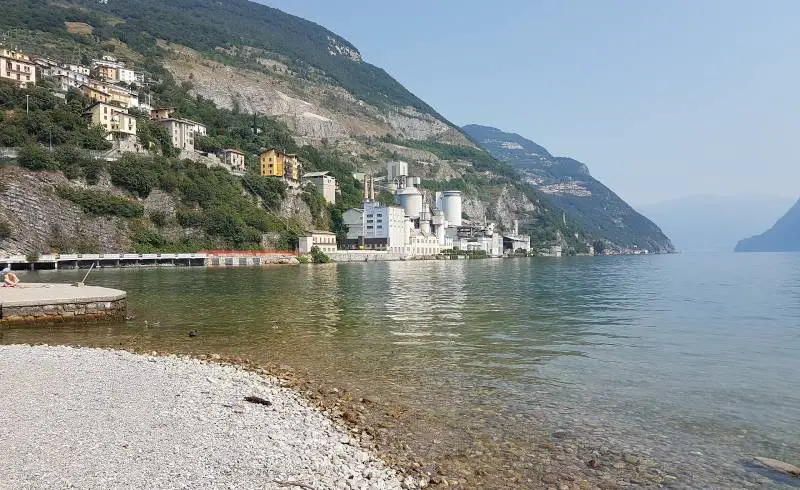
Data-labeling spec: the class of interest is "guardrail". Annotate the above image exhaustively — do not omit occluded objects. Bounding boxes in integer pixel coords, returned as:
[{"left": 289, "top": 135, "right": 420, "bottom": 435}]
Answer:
[{"left": 0, "top": 253, "right": 209, "bottom": 263}]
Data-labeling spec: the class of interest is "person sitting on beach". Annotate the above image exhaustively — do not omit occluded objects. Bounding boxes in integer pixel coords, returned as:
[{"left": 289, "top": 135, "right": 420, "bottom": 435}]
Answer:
[{"left": 3, "top": 268, "right": 19, "bottom": 287}]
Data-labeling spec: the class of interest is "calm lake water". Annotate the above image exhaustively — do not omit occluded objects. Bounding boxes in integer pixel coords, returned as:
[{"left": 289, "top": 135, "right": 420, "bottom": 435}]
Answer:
[{"left": 3, "top": 253, "right": 799, "bottom": 487}]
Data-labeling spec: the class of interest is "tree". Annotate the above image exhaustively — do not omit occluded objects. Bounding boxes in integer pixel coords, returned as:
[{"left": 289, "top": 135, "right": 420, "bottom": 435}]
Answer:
[{"left": 592, "top": 240, "right": 606, "bottom": 256}]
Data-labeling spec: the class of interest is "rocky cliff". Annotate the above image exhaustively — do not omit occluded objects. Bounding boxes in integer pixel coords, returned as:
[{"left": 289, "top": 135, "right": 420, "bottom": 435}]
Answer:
[{"left": 0, "top": 166, "right": 133, "bottom": 254}]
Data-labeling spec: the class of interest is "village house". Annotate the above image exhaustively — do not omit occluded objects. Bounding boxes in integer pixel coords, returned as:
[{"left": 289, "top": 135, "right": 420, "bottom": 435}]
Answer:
[
  {"left": 150, "top": 108, "right": 207, "bottom": 152},
  {"left": 298, "top": 230, "right": 338, "bottom": 255},
  {"left": 219, "top": 148, "right": 246, "bottom": 173},
  {"left": 302, "top": 170, "right": 337, "bottom": 204},
  {"left": 80, "top": 83, "right": 110, "bottom": 104},
  {"left": 84, "top": 102, "right": 137, "bottom": 141},
  {"left": 260, "top": 148, "right": 301, "bottom": 183},
  {"left": 0, "top": 49, "right": 36, "bottom": 88}
]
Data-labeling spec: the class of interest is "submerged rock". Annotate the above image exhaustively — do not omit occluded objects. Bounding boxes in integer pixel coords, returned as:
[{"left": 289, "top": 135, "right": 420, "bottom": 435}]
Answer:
[{"left": 754, "top": 457, "right": 800, "bottom": 477}]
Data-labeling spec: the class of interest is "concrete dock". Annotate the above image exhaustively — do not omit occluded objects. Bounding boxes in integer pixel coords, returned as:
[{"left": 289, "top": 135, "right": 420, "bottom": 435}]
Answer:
[{"left": 0, "top": 283, "right": 126, "bottom": 326}]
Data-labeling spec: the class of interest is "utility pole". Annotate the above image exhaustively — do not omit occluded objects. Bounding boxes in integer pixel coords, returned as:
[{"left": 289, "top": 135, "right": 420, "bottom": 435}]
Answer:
[{"left": 25, "top": 94, "right": 29, "bottom": 114}]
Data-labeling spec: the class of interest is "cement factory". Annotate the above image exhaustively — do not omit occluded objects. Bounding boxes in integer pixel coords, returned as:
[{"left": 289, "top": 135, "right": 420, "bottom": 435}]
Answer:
[{"left": 334, "top": 161, "right": 532, "bottom": 257}]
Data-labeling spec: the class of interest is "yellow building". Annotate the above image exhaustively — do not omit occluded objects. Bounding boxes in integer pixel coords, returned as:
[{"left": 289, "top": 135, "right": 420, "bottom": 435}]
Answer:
[
  {"left": 260, "top": 148, "right": 301, "bottom": 182},
  {"left": 84, "top": 102, "right": 137, "bottom": 141},
  {"left": 80, "top": 84, "right": 110, "bottom": 104}
]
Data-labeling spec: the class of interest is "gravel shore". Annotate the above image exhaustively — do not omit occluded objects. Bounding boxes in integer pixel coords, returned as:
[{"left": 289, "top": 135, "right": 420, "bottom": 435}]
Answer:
[{"left": 0, "top": 345, "right": 406, "bottom": 490}]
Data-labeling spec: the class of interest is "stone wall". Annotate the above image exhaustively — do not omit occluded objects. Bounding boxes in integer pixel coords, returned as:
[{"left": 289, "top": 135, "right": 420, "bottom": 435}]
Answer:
[{"left": 0, "top": 298, "right": 126, "bottom": 326}]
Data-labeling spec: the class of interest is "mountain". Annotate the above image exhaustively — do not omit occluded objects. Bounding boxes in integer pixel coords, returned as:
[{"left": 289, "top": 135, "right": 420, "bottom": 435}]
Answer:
[
  {"left": 735, "top": 198, "right": 800, "bottom": 252},
  {"left": 0, "top": 0, "right": 604, "bottom": 254},
  {"left": 639, "top": 195, "right": 796, "bottom": 252},
  {"left": 463, "top": 124, "right": 674, "bottom": 253}
]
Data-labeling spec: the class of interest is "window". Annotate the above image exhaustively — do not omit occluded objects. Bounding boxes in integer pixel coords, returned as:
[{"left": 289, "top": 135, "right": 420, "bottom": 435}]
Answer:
[{"left": 367, "top": 225, "right": 373, "bottom": 230}]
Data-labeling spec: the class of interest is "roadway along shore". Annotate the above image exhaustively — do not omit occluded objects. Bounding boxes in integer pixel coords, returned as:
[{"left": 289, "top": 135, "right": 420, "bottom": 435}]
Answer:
[{"left": 0, "top": 345, "right": 409, "bottom": 490}]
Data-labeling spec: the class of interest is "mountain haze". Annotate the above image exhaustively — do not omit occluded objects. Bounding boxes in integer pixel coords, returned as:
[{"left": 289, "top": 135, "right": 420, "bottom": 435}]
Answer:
[
  {"left": 463, "top": 125, "right": 674, "bottom": 252},
  {"left": 640, "top": 195, "right": 796, "bottom": 252},
  {"left": 735, "top": 198, "right": 800, "bottom": 252}
]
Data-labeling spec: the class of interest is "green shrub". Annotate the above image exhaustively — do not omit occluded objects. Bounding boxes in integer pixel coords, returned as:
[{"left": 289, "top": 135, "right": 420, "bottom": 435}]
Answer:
[
  {"left": 241, "top": 174, "right": 286, "bottom": 210},
  {"left": 109, "top": 154, "right": 159, "bottom": 198},
  {"left": 309, "top": 245, "right": 331, "bottom": 264},
  {"left": 18, "top": 144, "right": 57, "bottom": 171},
  {"left": 80, "top": 158, "right": 104, "bottom": 184},
  {"left": 56, "top": 186, "right": 144, "bottom": 218},
  {"left": 149, "top": 210, "right": 167, "bottom": 228}
]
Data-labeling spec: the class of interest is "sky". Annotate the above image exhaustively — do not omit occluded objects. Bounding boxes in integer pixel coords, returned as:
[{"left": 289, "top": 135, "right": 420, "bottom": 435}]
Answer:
[{"left": 260, "top": 1, "right": 800, "bottom": 206}]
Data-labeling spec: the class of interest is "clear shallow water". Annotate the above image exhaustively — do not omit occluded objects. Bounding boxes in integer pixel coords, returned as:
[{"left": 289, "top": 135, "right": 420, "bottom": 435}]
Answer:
[{"left": 3, "top": 253, "right": 799, "bottom": 487}]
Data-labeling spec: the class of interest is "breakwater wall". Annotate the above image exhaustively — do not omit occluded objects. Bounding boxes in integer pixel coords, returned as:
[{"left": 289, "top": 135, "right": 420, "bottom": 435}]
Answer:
[{"left": 0, "top": 283, "right": 127, "bottom": 326}]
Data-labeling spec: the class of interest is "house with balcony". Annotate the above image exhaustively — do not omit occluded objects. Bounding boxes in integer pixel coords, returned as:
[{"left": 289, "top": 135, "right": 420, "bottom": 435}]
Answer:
[
  {"left": 260, "top": 148, "right": 302, "bottom": 184},
  {"left": 150, "top": 108, "right": 207, "bottom": 152},
  {"left": 219, "top": 148, "right": 246, "bottom": 174},
  {"left": 84, "top": 102, "right": 137, "bottom": 141},
  {"left": 0, "top": 49, "right": 36, "bottom": 87}
]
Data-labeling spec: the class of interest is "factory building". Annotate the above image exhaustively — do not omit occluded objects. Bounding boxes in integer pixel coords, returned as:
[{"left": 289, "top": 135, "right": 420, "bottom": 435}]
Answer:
[
  {"left": 342, "top": 201, "right": 407, "bottom": 252},
  {"left": 302, "top": 171, "right": 337, "bottom": 204},
  {"left": 387, "top": 160, "right": 408, "bottom": 181},
  {"left": 337, "top": 160, "right": 530, "bottom": 258}
]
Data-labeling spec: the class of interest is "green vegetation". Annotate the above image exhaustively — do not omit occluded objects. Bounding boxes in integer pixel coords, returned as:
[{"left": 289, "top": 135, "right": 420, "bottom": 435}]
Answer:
[
  {"left": 0, "top": 82, "right": 111, "bottom": 150},
  {"left": 309, "top": 245, "right": 331, "bottom": 264},
  {"left": 63, "top": 0, "right": 448, "bottom": 120},
  {"left": 56, "top": 186, "right": 144, "bottom": 218}
]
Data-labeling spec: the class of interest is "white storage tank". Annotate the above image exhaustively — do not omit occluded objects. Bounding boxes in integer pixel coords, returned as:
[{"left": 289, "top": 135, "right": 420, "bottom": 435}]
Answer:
[
  {"left": 396, "top": 187, "right": 423, "bottom": 219},
  {"left": 441, "top": 190, "right": 462, "bottom": 227}
]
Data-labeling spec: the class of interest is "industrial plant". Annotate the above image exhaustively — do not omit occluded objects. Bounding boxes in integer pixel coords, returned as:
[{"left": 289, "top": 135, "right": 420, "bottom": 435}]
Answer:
[{"left": 330, "top": 161, "right": 531, "bottom": 258}]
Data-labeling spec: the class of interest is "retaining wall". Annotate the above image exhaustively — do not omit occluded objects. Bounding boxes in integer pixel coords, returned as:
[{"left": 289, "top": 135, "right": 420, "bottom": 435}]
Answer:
[{"left": 0, "top": 298, "right": 127, "bottom": 326}]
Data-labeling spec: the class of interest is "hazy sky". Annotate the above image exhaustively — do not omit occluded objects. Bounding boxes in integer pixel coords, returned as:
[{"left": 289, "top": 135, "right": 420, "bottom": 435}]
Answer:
[{"left": 260, "top": 1, "right": 800, "bottom": 206}]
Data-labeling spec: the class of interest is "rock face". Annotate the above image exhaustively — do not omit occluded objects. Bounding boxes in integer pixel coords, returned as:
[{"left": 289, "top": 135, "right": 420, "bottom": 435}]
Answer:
[
  {"left": 463, "top": 124, "right": 675, "bottom": 252},
  {"left": 0, "top": 166, "right": 133, "bottom": 254},
  {"left": 165, "top": 44, "right": 466, "bottom": 145},
  {"left": 735, "top": 198, "right": 800, "bottom": 252}
]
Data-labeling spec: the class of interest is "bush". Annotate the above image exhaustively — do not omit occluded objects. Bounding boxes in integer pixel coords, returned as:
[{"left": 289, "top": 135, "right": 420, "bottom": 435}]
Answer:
[
  {"left": 56, "top": 186, "right": 144, "bottom": 218},
  {"left": 149, "top": 210, "right": 167, "bottom": 227},
  {"left": 242, "top": 174, "right": 286, "bottom": 210},
  {"left": 17, "top": 144, "right": 57, "bottom": 171},
  {"left": 54, "top": 145, "right": 85, "bottom": 180},
  {"left": 309, "top": 245, "right": 331, "bottom": 264},
  {"left": 109, "top": 155, "right": 160, "bottom": 198},
  {"left": 80, "top": 158, "right": 104, "bottom": 184}
]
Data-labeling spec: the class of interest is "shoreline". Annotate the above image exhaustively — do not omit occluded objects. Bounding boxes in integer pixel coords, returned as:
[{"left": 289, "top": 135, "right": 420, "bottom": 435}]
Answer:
[
  {"left": 1, "top": 343, "right": 672, "bottom": 489},
  {"left": 0, "top": 344, "right": 410, "bottom": 490},
  {"left": 2, "top": 343, "right": 793, "bottom": 489}
]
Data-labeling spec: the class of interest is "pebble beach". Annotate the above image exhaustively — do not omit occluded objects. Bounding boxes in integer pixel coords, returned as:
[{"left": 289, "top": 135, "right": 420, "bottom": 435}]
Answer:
[{"left": 0, "top": 345, "right": 407, "bottom": 490}]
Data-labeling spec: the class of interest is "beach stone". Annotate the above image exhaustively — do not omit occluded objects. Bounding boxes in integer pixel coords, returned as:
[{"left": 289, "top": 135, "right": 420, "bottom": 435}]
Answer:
[{"left": 0, "top": 345, "right": 404, "bottom": 489}]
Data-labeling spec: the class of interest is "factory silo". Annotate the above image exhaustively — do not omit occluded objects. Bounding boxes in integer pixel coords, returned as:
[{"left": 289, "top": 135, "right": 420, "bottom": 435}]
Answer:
[
  {"left": 441, "top": 190, "right": 462, "bottom": 227},
  {"left": 396, "top": 186, "right": 423, "bottom": 219}
]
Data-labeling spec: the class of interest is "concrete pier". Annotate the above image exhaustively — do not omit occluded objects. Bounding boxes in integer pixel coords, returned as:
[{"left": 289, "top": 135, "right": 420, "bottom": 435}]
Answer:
[{"left": 0, "top": 283, "right": 126, "bottom": 326}]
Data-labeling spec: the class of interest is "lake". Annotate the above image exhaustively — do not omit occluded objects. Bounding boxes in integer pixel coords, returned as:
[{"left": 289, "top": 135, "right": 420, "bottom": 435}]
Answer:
[{"left": 3, "top": 253, "right": 799, "bottom": 488}]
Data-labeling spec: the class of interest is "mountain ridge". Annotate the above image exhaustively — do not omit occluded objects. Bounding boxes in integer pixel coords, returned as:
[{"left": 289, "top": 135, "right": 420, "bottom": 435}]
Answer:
[
  {"left": 735, "top": 197, "right": 800, "bottom": 252},
  {"left": 463, "top": 124, "right": 674, "bottom": 252}
]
